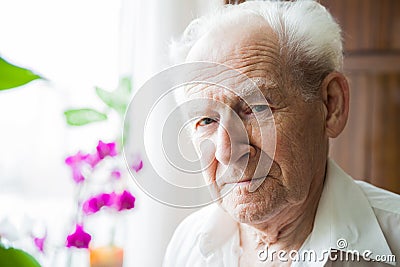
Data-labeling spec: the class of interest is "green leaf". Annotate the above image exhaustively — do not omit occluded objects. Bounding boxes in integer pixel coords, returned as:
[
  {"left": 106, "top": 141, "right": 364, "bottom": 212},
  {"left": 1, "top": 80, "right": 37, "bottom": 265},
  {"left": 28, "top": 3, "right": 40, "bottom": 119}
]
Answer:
[
  {"left": 95, "top": 76, "right": 132, "bottom": 117},
  {"left": 64, "top": 108, "right": 107, "bottom": 126},
  {"left": 119, "top": 76, "right": 132, "bottom": 94},
  {"left": 95, "top": 87, "right": 126, "bottom": 116},
  {"left": 0, "top": 57, "right": 42, "bottom": 91},
  {"left": 0, "top": 246, "right": 41, "bottom": 267}
]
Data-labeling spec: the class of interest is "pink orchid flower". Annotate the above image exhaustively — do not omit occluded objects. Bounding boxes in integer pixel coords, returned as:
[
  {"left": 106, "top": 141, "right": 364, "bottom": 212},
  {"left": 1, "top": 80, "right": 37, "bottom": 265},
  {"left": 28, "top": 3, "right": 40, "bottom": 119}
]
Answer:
[
  {"left": 131, "top": 159, "right": 143, "bottom": 173},
  {"left": 115, "top": 190, "right": 136, "bottom": 211},
  {"left": 71, "top": 168, "right": 85, "bottom": 183},
  {"left": 66, "top": 224, "right": 91, "bottom": 249},
  {"left": 33, "top": 236, "right": 46, "bottom": 253},
  {"left": 111, "top": 169, "right": 121, "bottom": 180},
  {"left": 65, "top": 151, "right": 88, "bottom": 166},
  {"left": 84, "top": 152, "right": 101, "bottom": 168},
  {"left": 96, "top": 141, "right": 117, "bottom": 159},
  {"left": 82, "top": 193, "right": 114, "bottom": 215},
  {"left": 65, "top": 151, "right": 89, "bottom": 183}
]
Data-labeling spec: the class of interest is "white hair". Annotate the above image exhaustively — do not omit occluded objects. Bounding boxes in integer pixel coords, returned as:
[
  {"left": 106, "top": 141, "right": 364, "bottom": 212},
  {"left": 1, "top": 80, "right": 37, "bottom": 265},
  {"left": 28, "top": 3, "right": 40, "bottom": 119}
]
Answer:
[{"left": 170, "top": 0, "right": 343, "bottom": 101}]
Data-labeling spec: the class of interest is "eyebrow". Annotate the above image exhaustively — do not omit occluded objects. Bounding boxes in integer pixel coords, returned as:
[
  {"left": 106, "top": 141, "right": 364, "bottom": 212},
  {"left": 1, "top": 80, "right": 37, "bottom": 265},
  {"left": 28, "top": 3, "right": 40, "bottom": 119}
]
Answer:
[
  {"left": 182, "top": 77, "right": 280, "bottom": 116},
  {"left": 185, "top": 105, "right": 220, "bottom": 121},
  {"left": 184, "top": 77, "right": 279, "bottom": 98}
]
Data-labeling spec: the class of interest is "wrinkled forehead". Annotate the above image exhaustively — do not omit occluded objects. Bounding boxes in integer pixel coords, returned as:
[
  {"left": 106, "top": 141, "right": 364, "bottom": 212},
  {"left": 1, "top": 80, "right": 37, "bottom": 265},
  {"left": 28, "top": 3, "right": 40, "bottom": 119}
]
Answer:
[
  {"left": 186, "top": 77, "right": 276, "bottom": 99},
  {"left": 175, "top": 14, "right": 281, "bottom": 106},
  {"left": 173, "top": 63, "right": 277, "bottom": 105}
]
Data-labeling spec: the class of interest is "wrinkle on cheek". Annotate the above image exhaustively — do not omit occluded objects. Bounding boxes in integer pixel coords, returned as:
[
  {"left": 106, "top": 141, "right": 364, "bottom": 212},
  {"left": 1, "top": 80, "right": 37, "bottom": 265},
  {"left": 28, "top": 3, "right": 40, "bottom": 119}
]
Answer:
[
  {"left": 274, "top": 101, "right": 326, "bottom": 200},
  {"left": 200, "top": 148, "right": 217, "bottom": 182},
  {"left": 203, "top": 161, "right": 217, "bottom": 188},
  {"left": 193, "top": 134, "right": 217, "bottom": 186},
  {"left": 273, "top": 114, "right": 305, "bottom": 186}
]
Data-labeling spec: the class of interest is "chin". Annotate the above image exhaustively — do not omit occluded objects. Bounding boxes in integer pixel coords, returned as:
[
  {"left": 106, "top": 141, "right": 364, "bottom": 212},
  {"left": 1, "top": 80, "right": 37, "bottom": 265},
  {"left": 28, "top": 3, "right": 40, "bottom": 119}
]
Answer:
[
  {"left": 221, "top": 196, "right": 272, "bottom": 224},
  {"left": 226, "top": 203, "right": 272, "bottom": 225},
  {"left": 220, "top": 182, "right": 289, "bottom": 224}
]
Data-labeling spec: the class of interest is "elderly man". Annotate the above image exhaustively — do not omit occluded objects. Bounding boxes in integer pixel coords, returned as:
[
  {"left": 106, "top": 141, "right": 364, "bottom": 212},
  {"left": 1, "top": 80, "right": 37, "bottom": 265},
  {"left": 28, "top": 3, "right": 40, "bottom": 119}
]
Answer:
[{"left": 163, "top": 1, "right": 400, "bottom": 266}]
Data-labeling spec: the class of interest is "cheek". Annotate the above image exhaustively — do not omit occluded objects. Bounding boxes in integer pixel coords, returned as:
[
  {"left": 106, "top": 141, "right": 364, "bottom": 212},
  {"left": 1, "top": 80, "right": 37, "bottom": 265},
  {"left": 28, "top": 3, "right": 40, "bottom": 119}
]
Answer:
[
  {"left": 193, "top": 135, "right": 215, "bottom": 171},
  {"left": 272, "top": 107, "right": 326, "bottom": 200},
  {"left": 277, "top": 107, "right": 325, "bottom": 163},
  {"left": 248, "top": 119, "right": 276, "bottom": 158}
]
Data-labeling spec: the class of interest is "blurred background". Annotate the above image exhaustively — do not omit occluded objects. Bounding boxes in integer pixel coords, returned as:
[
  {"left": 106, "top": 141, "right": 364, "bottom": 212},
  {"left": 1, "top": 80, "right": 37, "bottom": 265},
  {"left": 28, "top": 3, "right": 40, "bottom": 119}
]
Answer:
[
  {"left": 0, "top": 0, "right": 399, "bottom": 266},
  {"left": 320, "top": 0, "right": 400, "bottom": 195}
]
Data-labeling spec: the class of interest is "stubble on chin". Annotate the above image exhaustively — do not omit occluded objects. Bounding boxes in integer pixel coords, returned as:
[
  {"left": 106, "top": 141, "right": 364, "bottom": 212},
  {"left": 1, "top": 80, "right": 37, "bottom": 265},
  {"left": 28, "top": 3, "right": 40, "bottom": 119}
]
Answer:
[{"left": 219, "top": 177, "right": 289, "bottom": 224}]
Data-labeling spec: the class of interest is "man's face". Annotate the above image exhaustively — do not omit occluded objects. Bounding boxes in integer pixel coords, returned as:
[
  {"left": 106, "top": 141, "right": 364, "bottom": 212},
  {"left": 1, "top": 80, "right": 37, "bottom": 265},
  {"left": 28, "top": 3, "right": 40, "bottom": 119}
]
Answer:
[{"left": 184, "top": 16, "right": 328, "bottom": 225}]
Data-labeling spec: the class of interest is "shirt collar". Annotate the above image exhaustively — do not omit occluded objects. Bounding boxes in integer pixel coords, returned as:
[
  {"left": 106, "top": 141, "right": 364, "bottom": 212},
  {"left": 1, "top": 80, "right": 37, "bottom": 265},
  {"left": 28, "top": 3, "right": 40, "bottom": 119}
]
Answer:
[
  {"left": 302, "top": 158, "right": 395, "bottom": 265},
  {"left": 197, "top": 159, "right": 395, "bottom": 265},
  {"left": 198, "top": 203, "right": 238, "bottom": 258}
]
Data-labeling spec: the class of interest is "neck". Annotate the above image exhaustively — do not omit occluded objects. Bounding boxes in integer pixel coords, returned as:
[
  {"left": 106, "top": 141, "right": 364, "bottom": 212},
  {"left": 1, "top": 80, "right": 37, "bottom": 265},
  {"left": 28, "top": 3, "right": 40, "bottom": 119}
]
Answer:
[{"left": 240, "top": 171, "right": 325, "bottom": 253}]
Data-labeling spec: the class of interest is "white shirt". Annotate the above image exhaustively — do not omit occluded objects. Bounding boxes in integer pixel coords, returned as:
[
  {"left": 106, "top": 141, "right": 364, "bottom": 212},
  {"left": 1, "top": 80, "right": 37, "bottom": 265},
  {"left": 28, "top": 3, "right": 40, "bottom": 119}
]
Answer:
[{"left": 163, "top": 159, "right": 400, "bottom": 266}]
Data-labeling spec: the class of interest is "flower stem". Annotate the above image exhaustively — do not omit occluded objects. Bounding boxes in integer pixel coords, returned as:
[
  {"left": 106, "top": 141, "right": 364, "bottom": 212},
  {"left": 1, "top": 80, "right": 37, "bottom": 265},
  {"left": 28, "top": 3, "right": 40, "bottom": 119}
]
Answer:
[{"left": 66, "top": 249, "right": 72, "bottom": 267}]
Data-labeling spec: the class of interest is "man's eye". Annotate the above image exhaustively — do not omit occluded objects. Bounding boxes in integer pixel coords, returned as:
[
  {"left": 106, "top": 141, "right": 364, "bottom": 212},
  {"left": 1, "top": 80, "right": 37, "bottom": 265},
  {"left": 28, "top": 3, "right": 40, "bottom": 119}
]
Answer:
[
  {"left": 251, "top": 105, "right": 269, "bottom": 113},
  {"left": 197, "top": 117, "right": 216, "bottom": 127}
]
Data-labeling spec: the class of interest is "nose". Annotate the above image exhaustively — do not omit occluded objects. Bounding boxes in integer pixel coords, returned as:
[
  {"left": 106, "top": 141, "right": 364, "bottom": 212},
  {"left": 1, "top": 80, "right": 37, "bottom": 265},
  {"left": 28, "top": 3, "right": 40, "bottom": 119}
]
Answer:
[{"left": 215, "top": 117, "right": 250, "bottom": 166}]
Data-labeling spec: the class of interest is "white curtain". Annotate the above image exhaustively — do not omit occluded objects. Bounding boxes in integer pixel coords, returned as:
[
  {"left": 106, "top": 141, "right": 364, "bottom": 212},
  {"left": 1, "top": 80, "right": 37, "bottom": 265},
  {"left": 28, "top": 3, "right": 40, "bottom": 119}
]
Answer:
[{"left": 119, "top": 0, "right": 223, "bottom": 266}]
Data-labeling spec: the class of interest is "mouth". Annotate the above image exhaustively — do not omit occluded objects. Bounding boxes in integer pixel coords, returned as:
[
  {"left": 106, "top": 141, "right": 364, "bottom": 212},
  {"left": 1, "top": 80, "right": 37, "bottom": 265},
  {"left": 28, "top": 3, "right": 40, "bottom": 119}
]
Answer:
[
  {"left": 216, "top": 175, "right": 272, "bottom": 196},
  {"left": 238, "top": 176, "right": 265, "bottom": 184}
]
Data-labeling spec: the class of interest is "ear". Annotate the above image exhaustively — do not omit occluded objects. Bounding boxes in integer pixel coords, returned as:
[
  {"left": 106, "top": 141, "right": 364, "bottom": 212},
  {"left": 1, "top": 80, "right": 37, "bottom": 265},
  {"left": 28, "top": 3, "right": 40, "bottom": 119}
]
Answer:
[{"left": 321, "top": 72, "right": 350, "bottom": 138}]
